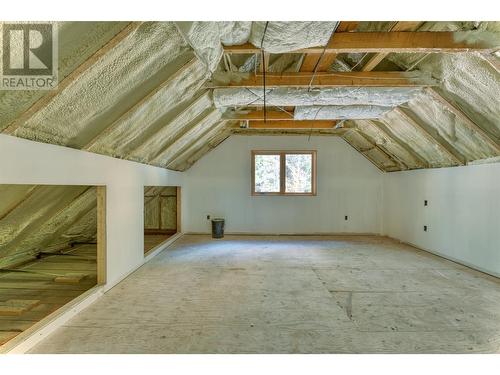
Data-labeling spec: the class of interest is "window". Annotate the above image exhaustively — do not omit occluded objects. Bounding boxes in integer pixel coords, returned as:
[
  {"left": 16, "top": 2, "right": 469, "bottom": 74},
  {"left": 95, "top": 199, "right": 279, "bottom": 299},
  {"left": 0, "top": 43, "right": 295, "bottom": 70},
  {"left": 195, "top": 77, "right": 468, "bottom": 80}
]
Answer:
[{"left": 252, "top": 151, "right": 317, "bottom": 196}]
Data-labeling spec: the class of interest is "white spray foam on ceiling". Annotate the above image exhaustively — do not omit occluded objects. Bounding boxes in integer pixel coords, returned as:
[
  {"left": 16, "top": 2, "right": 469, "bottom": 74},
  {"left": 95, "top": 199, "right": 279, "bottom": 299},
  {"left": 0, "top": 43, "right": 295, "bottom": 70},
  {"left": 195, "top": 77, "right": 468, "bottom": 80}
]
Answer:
[
  {"left": 248, "top": 22, "right": 339, "bottom": 53},
  {"left": 213, "top": 87, "right": 421, "bottom": 108},
  {"left": 294, "top": 105, "right": 393, "bottom": 120}
]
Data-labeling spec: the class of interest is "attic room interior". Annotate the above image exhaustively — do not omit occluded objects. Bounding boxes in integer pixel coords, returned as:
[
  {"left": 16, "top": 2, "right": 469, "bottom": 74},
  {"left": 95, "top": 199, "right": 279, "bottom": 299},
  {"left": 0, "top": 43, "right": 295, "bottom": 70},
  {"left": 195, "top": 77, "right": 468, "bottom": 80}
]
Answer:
[{"left": 1, "top": 2, "right": 500, "bottom": 368}]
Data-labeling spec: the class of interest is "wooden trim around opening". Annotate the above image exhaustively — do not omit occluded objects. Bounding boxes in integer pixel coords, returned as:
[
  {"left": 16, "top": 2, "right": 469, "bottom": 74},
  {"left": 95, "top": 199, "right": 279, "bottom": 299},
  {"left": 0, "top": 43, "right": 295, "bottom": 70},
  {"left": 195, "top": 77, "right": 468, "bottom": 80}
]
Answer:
[
  {"left": 251, "top": 150, "right": 317, "bottom": 196},
  {"left": 176, "top": 186, "right": 182, "bottom": 233},
  {"left": 96, "top": 186, "right": 107, "bottom": 286}
]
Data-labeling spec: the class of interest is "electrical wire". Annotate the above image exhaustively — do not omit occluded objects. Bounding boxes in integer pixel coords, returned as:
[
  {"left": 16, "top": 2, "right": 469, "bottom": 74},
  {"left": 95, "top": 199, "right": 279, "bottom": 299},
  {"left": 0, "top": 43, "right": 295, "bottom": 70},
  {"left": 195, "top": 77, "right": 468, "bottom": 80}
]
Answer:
[
  {"left": 260, "top": 22, "right": 269, "bottom": 123},
  {"left": 307, "top": 23, "right": 340, "bottom": 92}
]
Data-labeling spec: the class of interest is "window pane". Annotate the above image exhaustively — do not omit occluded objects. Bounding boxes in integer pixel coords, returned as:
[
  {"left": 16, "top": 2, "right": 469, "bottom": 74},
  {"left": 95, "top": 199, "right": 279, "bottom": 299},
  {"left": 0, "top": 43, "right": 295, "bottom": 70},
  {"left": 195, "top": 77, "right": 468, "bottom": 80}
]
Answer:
[
  {"left": 285, "top": 154, "right": 312, "bottom": 193},
  {"left": 254, "top": 154, "right": 281, "bottom": 193}
]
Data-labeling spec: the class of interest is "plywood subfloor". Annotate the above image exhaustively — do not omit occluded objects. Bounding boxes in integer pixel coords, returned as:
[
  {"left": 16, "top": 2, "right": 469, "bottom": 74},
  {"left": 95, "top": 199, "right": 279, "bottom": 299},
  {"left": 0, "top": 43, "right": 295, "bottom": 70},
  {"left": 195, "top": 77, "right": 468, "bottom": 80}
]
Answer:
[
  {"left": 29, "top": 235, "right": 500, "bottom": 353},
  {"left": 0, "top": 244, "right": 97, "bottom": 346},
  {"left": 144, "top": 234, "right": 174, "bottom": 254}
]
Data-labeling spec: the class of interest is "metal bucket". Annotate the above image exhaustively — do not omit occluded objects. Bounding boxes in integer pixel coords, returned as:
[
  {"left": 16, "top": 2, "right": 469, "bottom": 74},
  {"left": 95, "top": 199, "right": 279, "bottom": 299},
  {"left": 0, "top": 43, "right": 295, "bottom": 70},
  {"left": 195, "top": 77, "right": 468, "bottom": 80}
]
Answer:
[{"left": 211, "top": 218, "right": 225, "bottom": 239}]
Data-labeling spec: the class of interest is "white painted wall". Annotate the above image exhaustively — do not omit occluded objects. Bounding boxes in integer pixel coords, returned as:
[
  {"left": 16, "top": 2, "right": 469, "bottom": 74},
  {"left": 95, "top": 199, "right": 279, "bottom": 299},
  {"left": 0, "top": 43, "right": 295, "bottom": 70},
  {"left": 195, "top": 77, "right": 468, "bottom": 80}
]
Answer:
[
  {"left": 382, "top": 162, "right": 500, "bottom": 277},
  {"left": 183, "top": 135, "right": 383, "bottom": 234},
  {"left": 0, "top": 135, "right": 183, "bottom": 288}
]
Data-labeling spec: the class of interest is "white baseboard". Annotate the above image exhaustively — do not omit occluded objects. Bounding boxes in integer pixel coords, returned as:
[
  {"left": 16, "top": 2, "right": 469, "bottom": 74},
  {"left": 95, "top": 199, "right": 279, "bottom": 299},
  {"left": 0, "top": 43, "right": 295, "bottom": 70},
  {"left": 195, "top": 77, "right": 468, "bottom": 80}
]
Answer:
[
  {"left": 1, "top": 232, "right": 184, "bottom": 353},
  {"left": 144, "top": 232, "right": 183, "bottom": 263},
  {"left": 184, "top": 231, "right": 380, "bottom": 236},
  {"left": 1, "top": 286, "right": 104, "bottom": 354}
]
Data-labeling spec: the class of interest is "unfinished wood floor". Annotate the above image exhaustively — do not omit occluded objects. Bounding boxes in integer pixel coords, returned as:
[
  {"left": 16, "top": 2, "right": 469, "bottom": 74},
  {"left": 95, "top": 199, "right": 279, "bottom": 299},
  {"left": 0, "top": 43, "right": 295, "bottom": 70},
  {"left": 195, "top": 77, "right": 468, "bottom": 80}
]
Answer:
[
  {"left": 0, "top": 244, "right": 97, "bottom": 346},
  {"left": 29, "top": 235, "right": 500, "bottom": 353},
  {"left": 144, "top": 234, "right": 174, "bottom": 254}
]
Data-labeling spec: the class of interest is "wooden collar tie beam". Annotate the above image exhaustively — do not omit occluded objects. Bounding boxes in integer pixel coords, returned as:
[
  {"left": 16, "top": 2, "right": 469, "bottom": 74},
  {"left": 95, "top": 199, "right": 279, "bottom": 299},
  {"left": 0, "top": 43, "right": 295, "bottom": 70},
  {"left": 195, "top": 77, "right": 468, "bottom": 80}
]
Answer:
[
  {"left": 223, "top": 32, "right": 499, "bottom": 54},
  {"left": 209, "top": 71, "right": 437, "bottom": 88}
]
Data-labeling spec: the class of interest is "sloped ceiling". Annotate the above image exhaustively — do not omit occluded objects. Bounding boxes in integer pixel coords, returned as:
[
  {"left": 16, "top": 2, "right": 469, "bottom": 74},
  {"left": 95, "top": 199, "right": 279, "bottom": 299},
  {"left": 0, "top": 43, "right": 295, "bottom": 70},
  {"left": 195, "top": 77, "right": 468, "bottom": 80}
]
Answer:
[
  {"left": 0, "top": 185, "right": 97, "bottom": 268},
  {"left": 0, "top": 21, "right": 499, "bottom": 172}
]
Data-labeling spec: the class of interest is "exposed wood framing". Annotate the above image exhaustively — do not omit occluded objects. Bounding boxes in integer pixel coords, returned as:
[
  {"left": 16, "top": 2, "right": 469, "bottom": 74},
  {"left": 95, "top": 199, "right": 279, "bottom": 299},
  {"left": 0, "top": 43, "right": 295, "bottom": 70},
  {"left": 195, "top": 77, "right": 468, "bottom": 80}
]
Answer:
[
  {"left": 300, "top": 54, "right": 336, "bottom": 72},
  {"left": 425, "top": 87, "right": 500, "bottom": 154},
  {"left": 336, "top": 22, "right": 360, "bottom": 33},
  {"left": 96, "top": 186, "right": 106, "bottom": 286},
  {"left": 3, "top": 22, "right": 142, "bottom": 135},
  {"left": 394, "top": 108, "right": 465, "bottom": 165},
  {"left": 224, "top": 110, "right": 295, "bottom": 121},
  {"left": 231, "top": 128, "right": 346, "bottom": 136},
  {"left": 299, "top": 21, "right": 359, "bottom": 72},
  {"left": 210, "top": 71, "right": 436, "bottom": 88},
  {"left": 242, "top": 120, "right": 337, "bottom": 129},
  {"left": 259, "top": 52, "right": 270, "bottom": 72},
  {"left": 361, "top": 22, "right": 424, "bottom": 72},
  {"left": 176, "top": 187, "right": 181, "bottom": 233},
  {"left": 223, "top": 32, "right": 498, "bottom": 54}
]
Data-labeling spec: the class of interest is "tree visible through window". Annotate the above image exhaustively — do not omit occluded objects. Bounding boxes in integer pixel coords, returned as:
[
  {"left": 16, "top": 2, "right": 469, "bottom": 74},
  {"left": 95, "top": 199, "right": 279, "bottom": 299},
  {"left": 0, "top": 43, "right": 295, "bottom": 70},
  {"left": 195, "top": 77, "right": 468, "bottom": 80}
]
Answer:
[{"left": 252, "top": 151, "right": 317, "bottom": 196}]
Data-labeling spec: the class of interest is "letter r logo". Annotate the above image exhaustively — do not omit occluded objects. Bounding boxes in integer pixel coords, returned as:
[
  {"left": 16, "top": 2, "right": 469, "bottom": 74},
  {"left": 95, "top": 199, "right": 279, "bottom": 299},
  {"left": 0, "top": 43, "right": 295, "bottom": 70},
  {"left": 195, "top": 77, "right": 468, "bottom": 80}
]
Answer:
[{"left": 2, "top": 24, "right": 53, "bottom": 76}]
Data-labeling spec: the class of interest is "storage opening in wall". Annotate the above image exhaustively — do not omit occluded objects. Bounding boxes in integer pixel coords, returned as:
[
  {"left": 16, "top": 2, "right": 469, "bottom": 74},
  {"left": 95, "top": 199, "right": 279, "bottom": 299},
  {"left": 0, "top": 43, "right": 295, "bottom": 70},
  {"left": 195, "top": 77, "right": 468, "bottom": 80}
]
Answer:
[
  {"left": 252, "top": 150, "right": 317, "bottom": 196},
  {"left": 144, "top": 186, "right": 180, "bottom": 255},
  {"left": 0, "top": 184, "right": 106, "bottom": 347}
]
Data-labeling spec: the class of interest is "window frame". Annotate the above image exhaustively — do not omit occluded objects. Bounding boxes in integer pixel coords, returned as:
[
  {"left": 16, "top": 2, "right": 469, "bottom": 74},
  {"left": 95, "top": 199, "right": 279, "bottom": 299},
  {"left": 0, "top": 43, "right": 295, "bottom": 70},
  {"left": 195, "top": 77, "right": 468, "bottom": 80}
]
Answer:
[{"left": 251, "top": 150, "right": 317, "bottom": 196}]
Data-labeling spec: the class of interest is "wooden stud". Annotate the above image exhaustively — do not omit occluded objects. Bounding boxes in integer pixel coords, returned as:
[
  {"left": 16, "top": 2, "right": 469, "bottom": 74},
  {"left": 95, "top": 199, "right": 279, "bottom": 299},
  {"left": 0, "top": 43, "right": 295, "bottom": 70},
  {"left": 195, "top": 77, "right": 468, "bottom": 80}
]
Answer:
[
  {"left": 425, "top": 88, "right": 500, "bottom": 154},
  {"left": 394, "top": 108, "right": 465, "bottom": 165},
  {"left": 3, "top": 22, "right": 141, "bottom": 135},
  {"left": 96, "top": 186, "right": 106, "bottom": 286},
  {"left": 223, "top": 32, "right": 498, "bottom": 54},
  {"left": 210, "top": 71, "right": 436, "bottom": 88}
]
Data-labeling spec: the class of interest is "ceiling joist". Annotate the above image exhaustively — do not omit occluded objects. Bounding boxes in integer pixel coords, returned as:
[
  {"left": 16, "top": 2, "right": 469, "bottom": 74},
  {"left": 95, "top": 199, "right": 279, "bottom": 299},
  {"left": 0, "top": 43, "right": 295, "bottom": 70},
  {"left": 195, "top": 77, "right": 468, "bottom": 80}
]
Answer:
[
  {"left": 210, "top": 71, "right": 436, "bottom": 88},
  {"left": 238, "top": 120, "right": 338, "bottom": 129},
  {"left": 224, "top": 110, "right": 294, "bottom": 121},
  {"left": 223, "top": 32, "right": 498, "bottom": 54}
]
